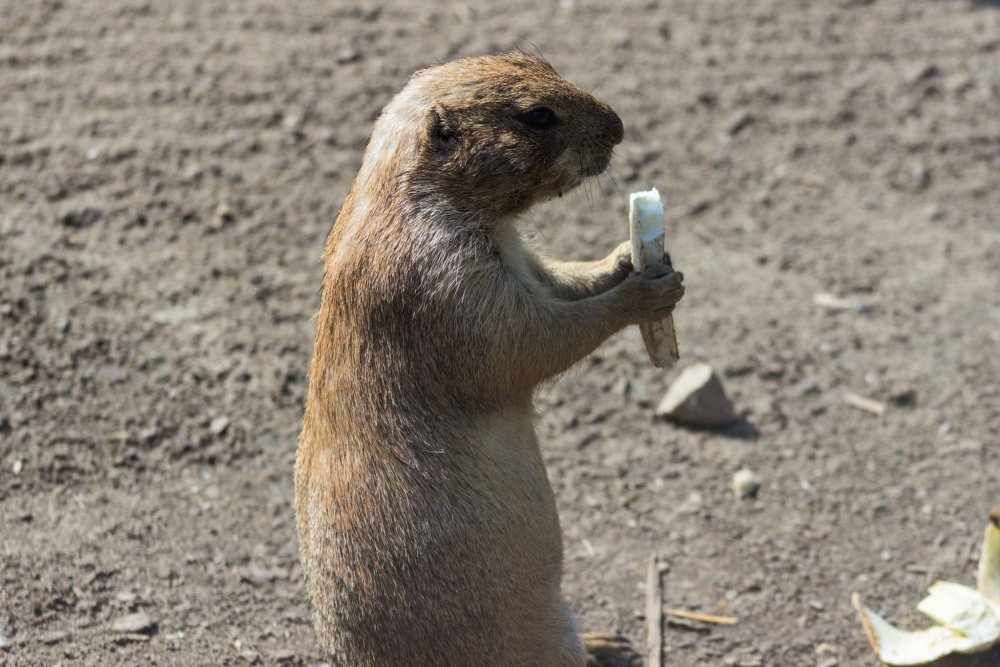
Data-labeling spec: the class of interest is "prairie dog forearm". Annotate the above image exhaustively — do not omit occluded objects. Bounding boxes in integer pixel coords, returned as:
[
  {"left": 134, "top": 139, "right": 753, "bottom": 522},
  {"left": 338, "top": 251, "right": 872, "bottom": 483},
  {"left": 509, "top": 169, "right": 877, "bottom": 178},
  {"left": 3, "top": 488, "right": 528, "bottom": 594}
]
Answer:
[{"left": 529, "top": 244, "right": 630, "bottom": 301}]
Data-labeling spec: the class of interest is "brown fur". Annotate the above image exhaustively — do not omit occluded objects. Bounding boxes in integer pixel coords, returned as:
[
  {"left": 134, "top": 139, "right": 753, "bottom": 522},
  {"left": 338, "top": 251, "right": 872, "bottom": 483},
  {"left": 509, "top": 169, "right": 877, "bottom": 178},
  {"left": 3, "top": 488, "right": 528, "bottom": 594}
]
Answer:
[{"left": 295, "top": 52, "right": 683, "bottom": 667}]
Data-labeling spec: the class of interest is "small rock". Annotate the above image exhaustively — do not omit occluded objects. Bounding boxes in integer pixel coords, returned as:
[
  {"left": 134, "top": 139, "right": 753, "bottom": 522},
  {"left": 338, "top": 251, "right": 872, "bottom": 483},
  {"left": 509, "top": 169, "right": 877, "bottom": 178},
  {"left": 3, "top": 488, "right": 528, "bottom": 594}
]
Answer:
[
  {"left": 678, "top": 490, "right": 704, "bottom": 515},
  {"left": 656, "top": 363, "right": 737, "bottom": 427},
  {"left": 817, "top": 659, "right": 839, "bottom": 667},
  {"left": 61, "top": 207, "right": 102, "bottom": 228},
  {"left": 11, "top": 459, "right": 22, "bottom": 474},
  {"left": 111, "top": 611, "right": 156, "bottom": 635},
  {"left": 335, "top": 48, "right": 361, "bottom": 64},
  {"left": 732, "top": 468, "right": 762, "bottom": 500},
  {"left": 888, "top": 387, "right": 917, "bottom": 407},
  {"left": 239, "top": 649, "right": 261, "bottom": 663},
  {"left": 0, "top": 621, "right": 6, "bottom": 648},
  {"left": 815, "top": 642, "right": 839, "bottom": 656},
  {"left": 910, "top": 164, "right": 931, "bottom": 191},
  {"left": 274, "top": 649, "right": 297, "bottom": 662},
  {"left": 139, "top": 420, "right": 160, "bottom": 443},
  {"left": 239, "top": 565, "right": 287, "bottom": 587},
  {"left": 40, "top": 629, "right": 69, "bottom": 644},
  {"left": 213, "top": 203, "right": 236, "bottom": 228},
  {"left": 795, "top": 378, "right": 821, "bottom": 396},
  {"left": 906, "top": 63, "right": 940, "bottom": 85},
  {"left": 687, "top": 199, "right": 713, "bottom": 216},
  {"left": 115, "top": 590, "right": 137, "bottom": 604},
  {"left": 209, "top": 416, "right": 230, "bottom": 435},
  {"left": 233, "top": 639, "right": 262, "bottom": 663},
  {"left": 724, "top": 111, "right": 754, "bottom": 137}
]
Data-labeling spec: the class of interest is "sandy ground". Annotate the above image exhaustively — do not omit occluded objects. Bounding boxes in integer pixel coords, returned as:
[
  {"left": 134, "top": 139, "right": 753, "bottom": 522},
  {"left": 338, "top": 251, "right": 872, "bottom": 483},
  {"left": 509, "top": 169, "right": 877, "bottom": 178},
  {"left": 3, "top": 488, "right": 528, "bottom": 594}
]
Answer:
[{"left": 2, "top": 0, "right": 999, "bottom": 665}]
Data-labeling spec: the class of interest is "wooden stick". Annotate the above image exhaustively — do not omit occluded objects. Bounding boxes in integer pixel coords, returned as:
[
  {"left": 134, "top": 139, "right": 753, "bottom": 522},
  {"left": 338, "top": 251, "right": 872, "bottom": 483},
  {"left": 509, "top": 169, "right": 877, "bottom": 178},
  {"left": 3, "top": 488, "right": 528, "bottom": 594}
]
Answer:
[
  {"left": 843, "top": 392, "right": 887, "bottom": 416},
  {"left": 646, "top": 554, "right": 664, "bottom": 667},
  {"left": 663, "top": 608, "right": 738, "bottom": 626}
]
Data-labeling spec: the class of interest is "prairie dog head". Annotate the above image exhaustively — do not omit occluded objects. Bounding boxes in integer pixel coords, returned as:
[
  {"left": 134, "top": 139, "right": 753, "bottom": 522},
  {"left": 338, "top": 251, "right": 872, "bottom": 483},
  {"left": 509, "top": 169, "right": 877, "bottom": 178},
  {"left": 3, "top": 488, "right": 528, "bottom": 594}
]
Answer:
[{"left": 361, "top": 52, "right": 624, "bottom": 223}]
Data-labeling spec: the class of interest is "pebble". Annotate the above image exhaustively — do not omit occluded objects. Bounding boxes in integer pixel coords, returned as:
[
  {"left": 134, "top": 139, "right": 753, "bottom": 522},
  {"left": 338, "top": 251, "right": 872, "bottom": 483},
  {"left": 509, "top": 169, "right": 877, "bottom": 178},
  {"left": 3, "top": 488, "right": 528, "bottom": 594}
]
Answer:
[
  {"left": 815, "top": 642, "right": 839, "bottom": 656},
  {"left": 239, "top": 565, "right": 287, "bottom": 587},
  {"left": 40, "top": 629, "right": 69, "bottom": 644},
  {"left": 335, "top": 48, "right": 361, "bottom": 64},
  {"left": 732, "top": 468, "right": 762, "bottom": 500},
  {"left": 115, "top": 590, "right": 137, "bottom": 603},
  {"left": 724, "top": 111, "right": 754, "bottom": 138},
  {"left": 210, "top": 416, "right": 231, "bottom": 435},
  {"left": 60, "top": 207, "right": 102, "bottom": 229},
  {"left": 233, "top": 639, "right": 261, "bottom": 663},
  {"left": 656, "top": 363, "right": 737, "bottom": 427},
  {"left": 211, "top": 203, "right": 236, "bottom": 229},
  {"left": 111, "top": 611, "right": 156, "bottom": 635},
  {"left": 888, "top": 387, "right": 917, "bottom": 407}
]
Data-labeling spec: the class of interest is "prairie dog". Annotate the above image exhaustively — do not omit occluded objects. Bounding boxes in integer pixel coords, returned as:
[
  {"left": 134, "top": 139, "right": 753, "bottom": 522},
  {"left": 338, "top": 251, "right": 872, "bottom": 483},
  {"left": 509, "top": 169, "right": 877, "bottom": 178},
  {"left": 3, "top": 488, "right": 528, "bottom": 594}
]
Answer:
[{"left": 295, "top": 51, "right": 684, "bottom": 666}]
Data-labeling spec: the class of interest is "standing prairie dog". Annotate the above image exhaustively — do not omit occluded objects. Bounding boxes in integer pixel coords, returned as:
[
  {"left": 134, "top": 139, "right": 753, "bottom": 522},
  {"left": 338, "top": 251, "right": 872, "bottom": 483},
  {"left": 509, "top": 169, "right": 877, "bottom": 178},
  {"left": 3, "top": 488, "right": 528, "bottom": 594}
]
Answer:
[{"left": 295, "top": 52, "right": 684, "bottom": 666}]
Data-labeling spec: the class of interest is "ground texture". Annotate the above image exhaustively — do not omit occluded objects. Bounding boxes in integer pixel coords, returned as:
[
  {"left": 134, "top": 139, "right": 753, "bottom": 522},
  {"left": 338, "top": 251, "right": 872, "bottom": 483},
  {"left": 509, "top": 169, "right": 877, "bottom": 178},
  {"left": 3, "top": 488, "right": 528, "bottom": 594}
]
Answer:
[{"left": 2, "top": 0, "right": 999, "bottom": 665}]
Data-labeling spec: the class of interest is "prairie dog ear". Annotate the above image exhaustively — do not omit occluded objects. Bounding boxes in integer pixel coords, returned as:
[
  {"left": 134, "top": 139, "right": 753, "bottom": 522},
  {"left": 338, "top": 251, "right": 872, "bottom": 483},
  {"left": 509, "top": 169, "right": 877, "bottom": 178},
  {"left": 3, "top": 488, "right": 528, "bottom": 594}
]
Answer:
[{"left": 426, "top": 104, "right": 458, "bottom": 151}]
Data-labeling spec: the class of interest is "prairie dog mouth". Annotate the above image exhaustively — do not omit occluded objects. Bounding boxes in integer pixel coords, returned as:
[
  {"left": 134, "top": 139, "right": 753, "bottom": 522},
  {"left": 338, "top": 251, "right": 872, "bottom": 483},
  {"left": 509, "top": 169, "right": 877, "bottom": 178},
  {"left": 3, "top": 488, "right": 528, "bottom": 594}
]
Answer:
[{"left": 580, "top": 159, "right": 611, "bottom": 177}]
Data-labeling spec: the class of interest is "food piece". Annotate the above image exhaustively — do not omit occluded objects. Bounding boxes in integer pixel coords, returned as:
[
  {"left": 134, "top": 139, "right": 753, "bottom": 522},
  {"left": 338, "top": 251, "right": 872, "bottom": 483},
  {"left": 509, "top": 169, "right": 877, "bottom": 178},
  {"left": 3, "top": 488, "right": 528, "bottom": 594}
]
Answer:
[
  {"left": 978, "top": 511, "right": 1000, "bottom": 604},
  {"left": 852, "top": 512, "right": 1000, "bottom": 665},
  {"left": 852, "top": 594, "right": 987, "bottom": 666},
  {"left": 628, "top": 188, "right": 679, "bottom": 368},
  {"left": 916, "top": 581, "right": 1000, "bottom": 645}
]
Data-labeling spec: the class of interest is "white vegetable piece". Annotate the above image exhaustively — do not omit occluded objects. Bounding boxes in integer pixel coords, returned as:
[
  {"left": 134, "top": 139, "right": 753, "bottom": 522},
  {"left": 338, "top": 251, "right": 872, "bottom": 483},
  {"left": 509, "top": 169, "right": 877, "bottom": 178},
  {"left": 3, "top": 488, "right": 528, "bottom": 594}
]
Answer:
[
  {"left": 853, "top": 512, "right": 1000, "bottom": 665},
  {"left": 628, "top": 188, "right": 679, "bottom": 368}
]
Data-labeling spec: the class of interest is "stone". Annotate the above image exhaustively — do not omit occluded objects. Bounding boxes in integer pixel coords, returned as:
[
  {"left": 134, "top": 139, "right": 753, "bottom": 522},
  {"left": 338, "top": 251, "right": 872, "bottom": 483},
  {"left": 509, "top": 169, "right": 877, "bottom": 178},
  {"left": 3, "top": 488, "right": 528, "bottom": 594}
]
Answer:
[
  {"left": 732, "top": 468, "right": 762, "bottom": 500},
  {"left": 111, "top": 612, "right": 156, "bottom": 635},
  {"left": 656, "top": 363, "right": 737, "bottom": 427},
  {"left": 209, "top": 416, "right": 230, "bottom": 435},
  {"left": 238, "top": 565, "right": 287, "bottom": 587}
]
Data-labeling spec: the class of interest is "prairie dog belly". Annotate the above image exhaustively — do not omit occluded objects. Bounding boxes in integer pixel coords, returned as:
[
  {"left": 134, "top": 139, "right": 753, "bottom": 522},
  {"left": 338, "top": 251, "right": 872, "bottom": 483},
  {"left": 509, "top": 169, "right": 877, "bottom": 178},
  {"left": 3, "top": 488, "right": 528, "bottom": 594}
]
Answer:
[{"left": 298, "top": 406, "right": 565, "bottom": 665}]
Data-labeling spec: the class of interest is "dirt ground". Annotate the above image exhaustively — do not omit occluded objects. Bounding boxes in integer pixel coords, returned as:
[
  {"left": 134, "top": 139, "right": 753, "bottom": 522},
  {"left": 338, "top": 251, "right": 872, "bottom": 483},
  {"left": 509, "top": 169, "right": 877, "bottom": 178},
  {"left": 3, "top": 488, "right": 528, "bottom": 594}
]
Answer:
[{"left": 2, "top": 0, "right": 999, "bottom": 665}]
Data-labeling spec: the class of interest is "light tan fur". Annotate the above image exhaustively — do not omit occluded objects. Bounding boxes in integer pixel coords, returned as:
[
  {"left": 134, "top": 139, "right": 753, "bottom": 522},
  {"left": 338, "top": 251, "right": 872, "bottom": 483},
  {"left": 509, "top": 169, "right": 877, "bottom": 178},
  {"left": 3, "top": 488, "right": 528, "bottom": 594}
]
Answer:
[{"left": 295, "top": 52, "right": 683, "bottom": 667}]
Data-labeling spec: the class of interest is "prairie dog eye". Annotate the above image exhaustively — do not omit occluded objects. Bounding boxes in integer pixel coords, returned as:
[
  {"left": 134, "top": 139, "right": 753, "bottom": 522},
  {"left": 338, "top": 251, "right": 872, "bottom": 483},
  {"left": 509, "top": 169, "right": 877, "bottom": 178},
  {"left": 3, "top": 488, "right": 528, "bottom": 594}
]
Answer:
[{"left": 521, "top": 106, "right": 558, "bottom": 128}]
